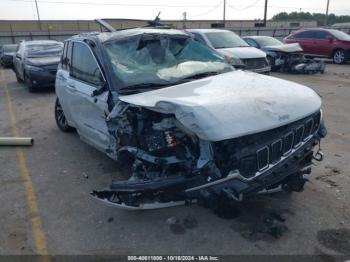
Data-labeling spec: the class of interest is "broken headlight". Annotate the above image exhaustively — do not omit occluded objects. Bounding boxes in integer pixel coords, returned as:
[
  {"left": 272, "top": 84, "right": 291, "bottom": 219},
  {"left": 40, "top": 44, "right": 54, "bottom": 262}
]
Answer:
[{"left": 224, "top": 55, "right": 245, "bottom": 68}]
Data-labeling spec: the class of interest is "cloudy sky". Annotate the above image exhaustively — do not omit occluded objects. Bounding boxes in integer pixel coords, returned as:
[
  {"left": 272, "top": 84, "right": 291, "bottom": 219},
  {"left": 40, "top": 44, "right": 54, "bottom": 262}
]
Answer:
[{"left": 1, "top": 0, "right": 350, "bottom": 20}]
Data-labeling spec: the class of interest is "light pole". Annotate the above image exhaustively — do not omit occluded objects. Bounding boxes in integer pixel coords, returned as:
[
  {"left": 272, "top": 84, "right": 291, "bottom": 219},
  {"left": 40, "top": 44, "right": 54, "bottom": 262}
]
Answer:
[
  {"left": 263, "top": 0, "right": 268, "bottom": 27},
  {"left": 34, "top": 0, "right": 42, "bottom": 31},
  {"left": 324, "top": 0, "right": 330, "bottom": 26},
  {"left": 223, "top": 0, "right": 226, "bottom": 28}
]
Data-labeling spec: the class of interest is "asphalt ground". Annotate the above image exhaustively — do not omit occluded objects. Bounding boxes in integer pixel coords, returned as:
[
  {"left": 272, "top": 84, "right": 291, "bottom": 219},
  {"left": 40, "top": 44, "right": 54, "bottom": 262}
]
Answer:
[{"left": 0, "top": 64, "right": 350, "bottom": 257}]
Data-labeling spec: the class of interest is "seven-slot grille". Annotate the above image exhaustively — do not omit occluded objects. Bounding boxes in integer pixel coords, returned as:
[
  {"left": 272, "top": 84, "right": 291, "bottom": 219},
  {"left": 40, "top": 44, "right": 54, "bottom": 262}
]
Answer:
[
  {"left": 212, "top": 111, "right": 321, "bottom": 178},
  {"left": 252, "top": 115, "right": 319, "bottom": 174}
]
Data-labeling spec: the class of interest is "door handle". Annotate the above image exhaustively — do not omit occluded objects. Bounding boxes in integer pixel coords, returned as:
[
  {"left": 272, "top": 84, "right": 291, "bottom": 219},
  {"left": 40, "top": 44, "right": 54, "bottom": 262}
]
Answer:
[{"left": 67, "top": 83, "right": 75, "bottom": 89}]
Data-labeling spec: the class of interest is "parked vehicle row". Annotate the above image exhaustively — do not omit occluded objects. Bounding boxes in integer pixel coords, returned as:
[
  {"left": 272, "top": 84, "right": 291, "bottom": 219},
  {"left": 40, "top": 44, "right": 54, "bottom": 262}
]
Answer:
[
  {"left": 243, "top": 36, "right": 326, "bottom": 74},
  {"left": 188, "top": 29, "right": 271, "bottom": 74},
  {"left": 12, "top": 40, "right": 63, "bottom": 92},
  {"left": 4, "top": 28, "right": 350, "bottom": 93}
]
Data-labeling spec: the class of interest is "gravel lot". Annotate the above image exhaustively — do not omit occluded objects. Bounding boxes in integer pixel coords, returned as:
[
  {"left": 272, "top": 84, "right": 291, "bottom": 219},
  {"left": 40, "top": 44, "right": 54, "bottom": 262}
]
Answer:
[{"left": 0, "top": 64, "right": 349, "bottom": 257}]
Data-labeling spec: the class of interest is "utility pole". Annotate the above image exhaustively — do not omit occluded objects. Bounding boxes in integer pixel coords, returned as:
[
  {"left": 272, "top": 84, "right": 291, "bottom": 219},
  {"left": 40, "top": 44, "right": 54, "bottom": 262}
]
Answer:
[
  {"left": 263, "top": 0, "right": 268, "bottom": 27},
  {"left": 34, "top": 0, "right": 42, "bottom": 31},
  {"left": 223, "top": 0, "right": 226, "bottom": 28},
  {"left": 324, "top": 0, "right": 330, "bottom": 26},
  {"left": 182, "top": 12, "right": 187, "bottom": 29}
]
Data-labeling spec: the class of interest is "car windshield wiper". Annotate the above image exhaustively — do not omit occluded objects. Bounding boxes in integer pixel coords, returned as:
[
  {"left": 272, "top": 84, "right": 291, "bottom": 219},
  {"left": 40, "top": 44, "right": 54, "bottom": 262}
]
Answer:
[
  {"left": 179, "top": 71, "right": 220, "bottom": 81},
  {"left": 119, "top": 83, "right": 170, "bottom": 95}
]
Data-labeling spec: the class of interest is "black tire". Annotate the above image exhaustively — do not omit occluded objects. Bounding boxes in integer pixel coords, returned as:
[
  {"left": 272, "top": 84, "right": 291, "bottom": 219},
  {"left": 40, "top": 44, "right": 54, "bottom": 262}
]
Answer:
[
  {"left": 267, "top": 56, "right": 277, "bottom": 71},
  {"left": 55, "top": 98, "right": 74, "bottom": 132},
  {"left": 332, "top": 49, "right": 346, "bottom": 64},
  {"left": 24, "top": 73, "right": 36, "bottom": 93},
  {"left": 15, "top": 72, "right": 23, "bottom": 83}
]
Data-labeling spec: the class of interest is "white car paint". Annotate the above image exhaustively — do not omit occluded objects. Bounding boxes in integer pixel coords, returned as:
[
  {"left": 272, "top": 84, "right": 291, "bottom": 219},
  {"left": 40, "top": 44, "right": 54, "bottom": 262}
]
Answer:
[
  {"left": 187, "top": 29, "right": 267, "bottom": 60},
  {"left": 119, "top": 70, "right": 321, "bottom": 141},
  {"left": 216, "top": 46, "right": 266, "bottom": 59}
]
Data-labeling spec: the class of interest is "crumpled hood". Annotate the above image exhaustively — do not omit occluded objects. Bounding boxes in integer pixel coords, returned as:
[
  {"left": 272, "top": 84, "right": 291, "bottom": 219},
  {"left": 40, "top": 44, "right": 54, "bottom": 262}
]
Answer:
[
  {"left": 217, "top": 47, "right": 266, "bottom": 59},
  {"left": 26, "top": 56, "right": 60, "bottom": 66},
  {"left": 119, "top": 70, "right": 321, "bottom": 141},
  {"left": 262, "top": 43, "right": 303, "bottom": 53}
]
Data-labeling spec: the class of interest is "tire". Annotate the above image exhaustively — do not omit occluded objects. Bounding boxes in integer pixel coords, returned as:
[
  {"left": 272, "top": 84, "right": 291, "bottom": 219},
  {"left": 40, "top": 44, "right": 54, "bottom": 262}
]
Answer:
[
  {"left": 267, "top": 56, "right": 277, "bottom": 71},
  {"left": 55, "top": 98, "right": 74, "bottom": 132},
  {"left": 15, "top": 72, "right": 23, "bottom": 83},
  {"left": 24, "top": 73, "right": 36, "bottom": 93},
  {"left": 332, "top": 49, "right": 346, "bottom": 64}
]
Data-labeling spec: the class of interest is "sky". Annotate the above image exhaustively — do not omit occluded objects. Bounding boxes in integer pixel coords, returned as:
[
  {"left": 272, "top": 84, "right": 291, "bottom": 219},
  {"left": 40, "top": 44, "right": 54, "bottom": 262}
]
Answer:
[{"left": 1, "top": 0, "right": 350, "bottom": 21}]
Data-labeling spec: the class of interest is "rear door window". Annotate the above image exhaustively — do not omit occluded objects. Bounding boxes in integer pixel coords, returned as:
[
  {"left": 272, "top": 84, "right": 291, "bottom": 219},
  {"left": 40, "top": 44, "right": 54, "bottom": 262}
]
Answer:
[
  {"left": 70, "top": 42, "right": 102, "bottom": 86},
  {"left": 314, "top": 31, "right": 329, "bottom": 39},
  {"left": 61, "top": 42, "right": 68, "bottom": 69},
  {"left": 61, "top": 41, "right": 72, "bottom": 71},
  {"left": 294, "top": 31, "right": 317, "bottom": 39}
]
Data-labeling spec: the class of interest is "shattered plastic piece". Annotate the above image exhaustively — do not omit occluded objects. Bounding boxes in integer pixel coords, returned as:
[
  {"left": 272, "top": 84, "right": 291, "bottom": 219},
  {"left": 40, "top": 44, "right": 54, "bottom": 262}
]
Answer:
[{"left": 166, "top": 216, "right": 178, "bottom": 225}]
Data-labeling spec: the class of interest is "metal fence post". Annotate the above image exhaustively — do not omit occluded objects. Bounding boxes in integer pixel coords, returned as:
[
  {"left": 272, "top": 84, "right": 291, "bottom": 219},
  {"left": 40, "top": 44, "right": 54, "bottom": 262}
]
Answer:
[{"left": 9, "top": 24, "right": 15, "bottom": 44}]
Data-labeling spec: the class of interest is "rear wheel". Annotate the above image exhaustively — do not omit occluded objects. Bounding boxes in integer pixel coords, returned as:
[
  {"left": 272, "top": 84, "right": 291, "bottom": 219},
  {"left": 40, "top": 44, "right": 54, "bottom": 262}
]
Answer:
[
  {"left": 55, "top": 98, "right": 74, "bottom": 132},
  {"left": 333, "top": 49, "right": 345, "bottom": 64}
]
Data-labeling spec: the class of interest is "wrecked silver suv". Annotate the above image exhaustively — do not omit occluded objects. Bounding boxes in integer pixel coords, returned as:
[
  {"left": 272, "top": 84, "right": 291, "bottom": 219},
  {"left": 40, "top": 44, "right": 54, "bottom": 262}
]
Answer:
[{"left": 55, "top": 28, "right": 327, "bottom": 210}]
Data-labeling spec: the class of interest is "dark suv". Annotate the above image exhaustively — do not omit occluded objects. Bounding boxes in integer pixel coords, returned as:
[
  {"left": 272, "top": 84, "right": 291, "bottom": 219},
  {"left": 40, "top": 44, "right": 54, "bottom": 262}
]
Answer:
[{"left": 284, "top": 28, "right": 350, "bottom": 64}]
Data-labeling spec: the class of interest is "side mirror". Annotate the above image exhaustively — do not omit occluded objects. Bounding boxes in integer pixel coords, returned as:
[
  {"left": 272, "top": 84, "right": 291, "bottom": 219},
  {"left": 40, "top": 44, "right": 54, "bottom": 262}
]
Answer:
[
  {"left": 326, "top": 36, "right": 334, "bottom": 43},
  {"left": 16, "top": 54, "right": 21, "bottom": 59},
  {"left": 91, "top": 79, "right": 107, "bottom": 97}
]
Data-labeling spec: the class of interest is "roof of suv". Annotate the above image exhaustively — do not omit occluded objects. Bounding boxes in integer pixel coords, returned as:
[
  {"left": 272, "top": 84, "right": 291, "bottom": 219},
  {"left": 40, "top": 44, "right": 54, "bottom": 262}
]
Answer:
[
  {"left": 23, "top": 40, "right": 62, "bottom": 46},
  {"left": 71, "top": 28, "right": 189, "bottom": 43},
  {"left": 187, "top": 29, "right": 232, "bottom": 34}
]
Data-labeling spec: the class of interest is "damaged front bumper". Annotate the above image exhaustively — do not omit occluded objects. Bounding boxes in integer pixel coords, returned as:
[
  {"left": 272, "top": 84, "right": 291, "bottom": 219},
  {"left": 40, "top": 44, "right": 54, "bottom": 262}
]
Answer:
[{"left": 91, "top": 115, "right": 327, "bottom": 210}]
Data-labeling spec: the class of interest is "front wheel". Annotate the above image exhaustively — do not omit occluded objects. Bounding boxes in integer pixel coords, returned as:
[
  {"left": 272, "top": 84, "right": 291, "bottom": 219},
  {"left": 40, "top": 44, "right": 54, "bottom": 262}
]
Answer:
[
  {"left": 55, "top": 98, "right": 74, "bottom": 132},
  {"left": 24, "top": 74, "right": 36, "bottom": 93},
  {"left": 15, "top": 71, "right": 23, "bottom": 83},
  {"left": 333, "top": 49, "right": 346, "bottom": 64}
]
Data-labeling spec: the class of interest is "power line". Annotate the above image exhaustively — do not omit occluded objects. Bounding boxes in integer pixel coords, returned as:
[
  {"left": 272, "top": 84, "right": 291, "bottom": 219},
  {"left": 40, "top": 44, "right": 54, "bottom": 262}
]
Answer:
[
  {"left": 10, "top": 0, "right": 219, "bottom": 8},
  {"left": 191, "top": 2, "right": 223, "bottom": 18},
  {"left": 228, "top": 0, "right": 260, "bottom": 11}
]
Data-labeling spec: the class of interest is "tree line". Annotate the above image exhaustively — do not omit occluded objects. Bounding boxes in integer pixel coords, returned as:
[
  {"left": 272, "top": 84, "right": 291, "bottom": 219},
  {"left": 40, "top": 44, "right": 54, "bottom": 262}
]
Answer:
[{"left": 272, "top": 12, "right": 350, "bottom": 26}]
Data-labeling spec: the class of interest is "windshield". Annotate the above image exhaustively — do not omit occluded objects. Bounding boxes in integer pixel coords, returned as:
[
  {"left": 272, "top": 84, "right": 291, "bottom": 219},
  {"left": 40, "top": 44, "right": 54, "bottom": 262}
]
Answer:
[
  {"left": 105, "top": 35, "right": 232, "bottom": 90},
  {"left": 205, "top": 31, "right": 249, "bottom": 49},
  {"left": 256, "top": 37, "right": 283, "bottom": 47},
  {"left": 329, "top": 30, "right": 350, "bottom": 41},
  {"left": 26, "top": 43, "right": 63, "bottom": 58},
  {"left": 3, "top": 45, "right": 17, "bottom": 53}
]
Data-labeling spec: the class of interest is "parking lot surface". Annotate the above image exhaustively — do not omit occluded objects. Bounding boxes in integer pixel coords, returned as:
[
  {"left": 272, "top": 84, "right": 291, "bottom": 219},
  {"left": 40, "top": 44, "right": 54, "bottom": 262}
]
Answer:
[{"left": 0, "top": 64, "right": 350, "bottom": 256}]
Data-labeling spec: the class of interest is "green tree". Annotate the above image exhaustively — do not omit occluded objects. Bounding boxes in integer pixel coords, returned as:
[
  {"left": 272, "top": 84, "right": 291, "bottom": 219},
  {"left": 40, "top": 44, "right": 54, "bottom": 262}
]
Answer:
[{"left": 272, "top": 12, "right": 350, "bottom": 26}]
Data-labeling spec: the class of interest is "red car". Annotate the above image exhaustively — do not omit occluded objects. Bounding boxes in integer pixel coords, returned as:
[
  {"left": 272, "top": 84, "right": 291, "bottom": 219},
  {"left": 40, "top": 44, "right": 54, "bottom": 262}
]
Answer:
[{"left": 284, "top": 28, "right": 350, "bottom": 64}]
